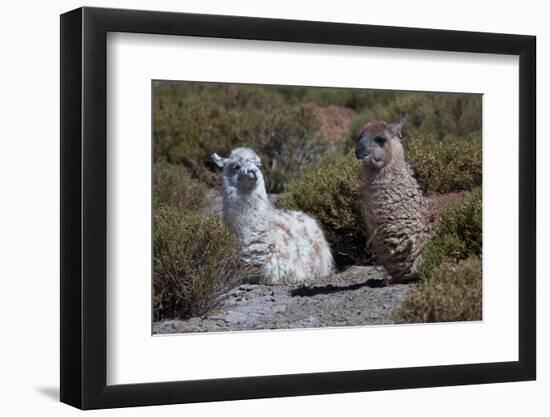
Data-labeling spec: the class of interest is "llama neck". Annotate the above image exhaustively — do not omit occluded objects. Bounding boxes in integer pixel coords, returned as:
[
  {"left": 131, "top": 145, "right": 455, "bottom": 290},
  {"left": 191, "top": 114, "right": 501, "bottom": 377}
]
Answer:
[
  {"left": 362, "top": 158, "right": 418, "bottom": 198},
  {"left": 222, "top": 184, "right": 273, "bottom": 236}
]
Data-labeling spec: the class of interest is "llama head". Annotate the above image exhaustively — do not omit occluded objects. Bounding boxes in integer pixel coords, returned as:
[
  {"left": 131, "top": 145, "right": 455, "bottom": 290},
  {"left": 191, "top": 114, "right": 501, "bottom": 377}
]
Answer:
[
  {"left": 355, "top": 115, "right": 408, "bottom": 170},
  {"left": 212, "top": 147, "right": 265, "bottom": 194}
]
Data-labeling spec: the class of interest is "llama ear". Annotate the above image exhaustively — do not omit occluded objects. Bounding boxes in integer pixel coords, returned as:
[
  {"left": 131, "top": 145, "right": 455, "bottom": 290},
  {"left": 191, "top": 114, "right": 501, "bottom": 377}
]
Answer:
[
  {"left": 211, "top": 153, "right": 228, "bottom": 168},
  {"left": 390, "top": 114, "right": 409, "bottom": 139}
]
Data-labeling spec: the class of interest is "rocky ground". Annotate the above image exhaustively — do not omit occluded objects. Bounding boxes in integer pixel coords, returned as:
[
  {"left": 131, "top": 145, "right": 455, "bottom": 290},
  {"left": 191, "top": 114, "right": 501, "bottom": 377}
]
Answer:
[{"left": 153, "top": 265, "right": 409, "bottom": 334}]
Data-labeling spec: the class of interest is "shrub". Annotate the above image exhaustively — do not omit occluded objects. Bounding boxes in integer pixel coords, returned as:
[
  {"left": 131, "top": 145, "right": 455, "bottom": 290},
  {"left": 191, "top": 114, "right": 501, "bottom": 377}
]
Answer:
[
  {"left": 239, "top": 104, "right": 329, "bottom": 193},
  {"left": 420, "top": 187, "right": 482, "bottom": 280},
  {"left": 348, "top": 92, "right": 482, "bottom": 141},
  {"left": 153, "top": 207, "right": 244, "bottom": 320},
  {"left": 154, "top": 95, "right": 235, "bottom": 187},
  {"left": 395, "top": 256, "right": 482, "bottom": 323},
  {"left": 153, "top": 83, "right": 332, "bottom": 192},
  {"left": 153, "top": 162, "right": 207, "bottom": 212},
  {"left": 404, "top": 134, "right": 482, "bottom": 194},
  {"left": 299, "top": 88, "right": 398, "bottom": 111},
  {"left": 277, "top": 154, "right": 369, "bottom": 267}
]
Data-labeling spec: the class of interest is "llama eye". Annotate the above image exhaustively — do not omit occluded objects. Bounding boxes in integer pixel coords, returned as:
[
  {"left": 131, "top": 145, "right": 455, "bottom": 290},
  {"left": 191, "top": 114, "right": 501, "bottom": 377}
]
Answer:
[
  {"left": 373, "top": 136, "right": 386, "bottom": 146},
  {"left": 233, "top": 163, "right": 241, "bottom": 170}
]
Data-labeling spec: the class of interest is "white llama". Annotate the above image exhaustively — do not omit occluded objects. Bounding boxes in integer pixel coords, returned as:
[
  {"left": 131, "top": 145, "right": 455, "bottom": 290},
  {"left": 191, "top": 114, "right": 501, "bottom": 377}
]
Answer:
[{"left": 212, "top": 147, "right": 334, "bottom": 285}]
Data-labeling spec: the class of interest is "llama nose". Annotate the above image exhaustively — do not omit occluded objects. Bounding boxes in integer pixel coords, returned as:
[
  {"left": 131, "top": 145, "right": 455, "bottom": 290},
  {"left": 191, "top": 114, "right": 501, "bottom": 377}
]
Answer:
[
  {"left": 245, "top": 169, "right": 257, "bottom": 180},
  {"left": 355, "top": 141, "right": 369, "bottom": 160}
]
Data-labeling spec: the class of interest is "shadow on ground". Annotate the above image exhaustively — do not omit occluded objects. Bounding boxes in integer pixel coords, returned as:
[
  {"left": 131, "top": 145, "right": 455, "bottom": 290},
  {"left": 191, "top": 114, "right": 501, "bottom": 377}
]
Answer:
[{"left": 290, "top": 279, "right": 386, "bottom": 297}]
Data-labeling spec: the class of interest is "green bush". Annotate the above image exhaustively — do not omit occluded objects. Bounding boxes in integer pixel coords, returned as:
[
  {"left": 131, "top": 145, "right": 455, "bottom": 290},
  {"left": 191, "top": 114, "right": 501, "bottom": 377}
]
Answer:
[
  {"left": 299, "top": 88, "right": 398, "bottom": 111},
  {"left": 404, "top": 135, "right": 482, "bottom": 194},
  {"left": 277, "top": 154, "right": 369, "bottom": 267},
  {"left": 154, "top": 95, "right": 235, "bottom": 187},
  {"left": 153, "top": 162, "right": 207, "bottom": 212},
  {"left": 420, "top": 187, "right": 482, "bottom": 280},
  {"left": 395, "top": 256, "right": 482, "bottom": 323},
  {"left": 153, "top": 207, "right": 244, "bottom": 320},
  {"left": 153, "top": 83, "right": 332, "bottom": 192},
  {"left": 241, "top": 104, "right": 329, "bottom": 193},
  {"left": 348, "top": 92, "right": 482, "bottom": 141}
]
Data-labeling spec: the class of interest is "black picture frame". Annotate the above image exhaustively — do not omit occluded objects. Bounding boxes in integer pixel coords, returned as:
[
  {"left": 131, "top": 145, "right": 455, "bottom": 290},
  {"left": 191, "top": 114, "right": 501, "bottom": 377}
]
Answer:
[{"left": 60, "top": 6, "right": 536, "bottom": 410}]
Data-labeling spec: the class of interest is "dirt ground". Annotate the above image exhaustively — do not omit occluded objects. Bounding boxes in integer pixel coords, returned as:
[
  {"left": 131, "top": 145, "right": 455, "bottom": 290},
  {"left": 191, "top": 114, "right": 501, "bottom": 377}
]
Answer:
[
  {"left": 153, "top": 265, "right": 409, "bottom": 334},
  {"left": 312, "top": 105, "right": 357, "bottom": 143}
]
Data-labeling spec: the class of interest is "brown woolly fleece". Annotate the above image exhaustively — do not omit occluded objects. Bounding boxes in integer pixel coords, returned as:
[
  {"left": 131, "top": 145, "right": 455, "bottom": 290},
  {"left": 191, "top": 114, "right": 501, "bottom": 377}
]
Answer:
[{"left": 360, "top": 129, "right": 428, "bottom": 282}]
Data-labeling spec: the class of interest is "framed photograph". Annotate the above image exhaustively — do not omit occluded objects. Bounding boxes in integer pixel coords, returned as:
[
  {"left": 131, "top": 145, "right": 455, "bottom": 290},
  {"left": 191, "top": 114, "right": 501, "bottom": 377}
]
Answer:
[{"left": 60, "top": 6, "right": 536, "bottom": 410}]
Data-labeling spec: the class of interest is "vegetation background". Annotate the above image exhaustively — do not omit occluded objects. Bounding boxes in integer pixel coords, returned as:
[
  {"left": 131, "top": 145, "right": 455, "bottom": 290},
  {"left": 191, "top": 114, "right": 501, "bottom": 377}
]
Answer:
[{"left": 153, "top": 81, "right": 482, "bottom": 324}]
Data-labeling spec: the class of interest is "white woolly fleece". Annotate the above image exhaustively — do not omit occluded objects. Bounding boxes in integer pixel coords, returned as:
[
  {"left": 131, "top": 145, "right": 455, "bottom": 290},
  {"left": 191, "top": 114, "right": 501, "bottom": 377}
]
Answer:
[{"left": 217, "top": 148, "right": 334, "bottom": 285}]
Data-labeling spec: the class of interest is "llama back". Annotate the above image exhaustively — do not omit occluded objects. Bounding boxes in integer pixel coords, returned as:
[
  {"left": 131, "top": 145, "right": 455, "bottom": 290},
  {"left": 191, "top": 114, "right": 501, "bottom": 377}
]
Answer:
[{"left": 266, "top": 209, "right": 333, "bottom": 284}]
